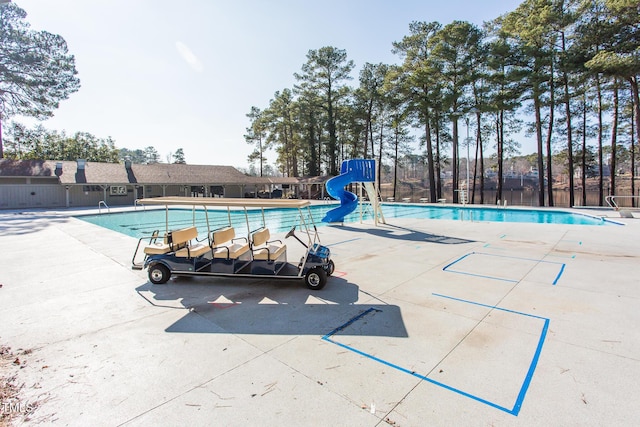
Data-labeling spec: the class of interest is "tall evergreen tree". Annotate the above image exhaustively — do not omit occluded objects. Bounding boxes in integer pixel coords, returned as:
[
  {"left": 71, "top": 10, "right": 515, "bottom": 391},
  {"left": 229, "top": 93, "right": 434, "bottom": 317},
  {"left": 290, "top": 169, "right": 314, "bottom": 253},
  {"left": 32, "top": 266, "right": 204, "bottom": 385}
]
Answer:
[
  {"left": 480, "top": 26, "right": 523, "bottom": 204},
  {"left": 262, "top": 89, "right": 300, "bottom": 177},
  {"left": 144, "top": 146, "right": 160, "bottom": 164},
  {"left": 392, "top": 21, "right": 443, "bottom": 202},
  {"left": 244, "top": 106, "right": 267, "bottom": 176},
  {"left": 355, "top": 63, "right": 389, "bottom": 159},
  {"left": 584, "top": 0, "right": 640, "bottom": 201},
  {"left": 0, "top": 3, "right": 80, "bottom": 158},
  {"left": 500, "top": 0, "right": 557, "bottom": 206},
  {"left": 294, "top": 47, "right": 354, "bottom": 176},
  {"left": 173, "top": 148, "right": 186, "bottom": 164},
  {"left": 4, "top": 123, "right": 118, "bottom": 162},
  {"left": 553, "top": 0, "right": 581, "bottom": 207},
  {"left": 430, "top": 21, "right": 483, "bottom": 203}
]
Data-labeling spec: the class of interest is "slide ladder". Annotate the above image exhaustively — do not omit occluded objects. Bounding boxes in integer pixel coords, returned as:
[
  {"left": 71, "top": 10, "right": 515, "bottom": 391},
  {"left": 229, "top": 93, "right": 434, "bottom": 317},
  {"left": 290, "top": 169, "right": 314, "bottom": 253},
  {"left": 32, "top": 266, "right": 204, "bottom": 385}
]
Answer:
[
  {"left": 363, "top": 182, "right": 385, "bottom": 225},
  {"left": 322, "top": 159, "right": 384, "bottom": 224}
]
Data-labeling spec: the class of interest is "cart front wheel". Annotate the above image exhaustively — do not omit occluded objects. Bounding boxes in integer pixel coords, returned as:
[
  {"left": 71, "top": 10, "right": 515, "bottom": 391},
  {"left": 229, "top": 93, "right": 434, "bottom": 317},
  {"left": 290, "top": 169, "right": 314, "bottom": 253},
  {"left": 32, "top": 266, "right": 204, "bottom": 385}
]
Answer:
[
  {"left": 324, "top": 259, "right": 335, "bottom": 276},
  {"left": 305, "top": 267, "right": 327, "bottom": 290},
  {"left": 149, "top": 264, "right": 170, "bottom": 284}
]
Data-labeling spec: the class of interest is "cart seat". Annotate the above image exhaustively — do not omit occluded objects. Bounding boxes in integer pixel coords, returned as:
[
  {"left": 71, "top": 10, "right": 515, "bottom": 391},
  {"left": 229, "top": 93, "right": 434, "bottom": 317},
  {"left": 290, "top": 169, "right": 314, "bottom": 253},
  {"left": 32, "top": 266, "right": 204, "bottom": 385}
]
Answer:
[
  {"left": 171, "top": 226, "right": 210, "bottom": 258},
  {"left": 211, "top": 226, "right": 249, "bottom": 259},
  {"left": 143, "top": 242, "right": 171, "bottom": 255},
  {"left": 143, "top": 231, "right": 170, "bottom": 255},
  {"left": 251, "top": 227, "right": 286, "bottom": 261}
]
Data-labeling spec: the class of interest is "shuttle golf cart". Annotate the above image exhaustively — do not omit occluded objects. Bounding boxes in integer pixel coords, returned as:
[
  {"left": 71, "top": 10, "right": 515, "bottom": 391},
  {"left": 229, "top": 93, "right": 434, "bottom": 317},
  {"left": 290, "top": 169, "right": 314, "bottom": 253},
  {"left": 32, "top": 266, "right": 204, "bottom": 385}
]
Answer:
[{"left": 131, "top": 197, "right": 334, "bottom": 290}]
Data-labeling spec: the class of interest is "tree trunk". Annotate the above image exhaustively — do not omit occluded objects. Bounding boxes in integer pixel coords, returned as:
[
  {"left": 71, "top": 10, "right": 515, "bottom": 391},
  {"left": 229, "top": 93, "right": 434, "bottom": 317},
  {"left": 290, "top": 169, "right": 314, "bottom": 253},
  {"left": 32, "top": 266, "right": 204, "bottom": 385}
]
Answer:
[
  {"left": 496, "top": 111, "right": 504, "bottom": 204},
  {"left": 534, "top": 96, "right": 545, "bottom": 206},
  {"left": 435, "top": 116, "right": 442, "bottom": 201},
  {"left": 563, "top": 81, "right": 574, "bottom": 206},
  {"left": 393, "top": 127, "right": 399, "bottom": 199},
  {"left": 546, "top": 59, "right": 555, "bottom": 207},
  {"left": 452, "top": 116, "right": 459, "bottom": 204},
  {"left": 631, "top": 101, "right": 636, "bottom": 207},
  {"left": 472, "top": 130, "right": 479, "bottom": 204},
  {"left": 307, "top": 111, "right": 318, "bottom": 176},
  {"left": 610, "top": 80, "right": 619, "bottom": 197},
  {"left": 259, "top": 135, "right": 264, "bottom": 177},
  {"left": 327, "top": 89, "right": 338, "bottom": 176},
  {"left": 477, "top": 110, "right": 484, "bottom": 204},
  {"left": 629, "top": 76, "right": 640, "bottom": 207},
  {"left": 597, "top": 75, "right": 604, "bottom": 206},
  {"left": 0, "top": 113, "right": 3, "bottom": 159},
  {"left": 377, "top": 123, "right": 384, "bottom": 189},
  {"left": 424, "top": 117, "right": 437, "bottom": 202},
  {"left": 363, "top": 100, "right": 373, "bottom": 159},
  {"left": 581, "top": 95, "right": 587, "bottom": 206}
]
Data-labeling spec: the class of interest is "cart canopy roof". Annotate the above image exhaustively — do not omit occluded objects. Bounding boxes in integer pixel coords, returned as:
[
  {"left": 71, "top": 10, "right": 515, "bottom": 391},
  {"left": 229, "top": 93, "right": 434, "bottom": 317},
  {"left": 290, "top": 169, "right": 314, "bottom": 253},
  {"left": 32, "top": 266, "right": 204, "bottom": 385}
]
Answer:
[{"left": 137, "top": 196, "right": 312, "bottom": 209}]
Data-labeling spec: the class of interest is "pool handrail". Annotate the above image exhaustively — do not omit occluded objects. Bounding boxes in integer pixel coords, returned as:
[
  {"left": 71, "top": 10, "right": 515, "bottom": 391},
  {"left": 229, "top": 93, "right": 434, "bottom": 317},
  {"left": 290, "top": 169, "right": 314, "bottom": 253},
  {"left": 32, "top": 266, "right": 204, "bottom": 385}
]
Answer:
[
  {"left": 98, "top": 200, "right": 110, "bottom": 214},
  {"left": 605, "top": 195, "right": 640, "bottom": 210},
  {"left": 134, "top": 199, "right": 146, "bottom": 211}
]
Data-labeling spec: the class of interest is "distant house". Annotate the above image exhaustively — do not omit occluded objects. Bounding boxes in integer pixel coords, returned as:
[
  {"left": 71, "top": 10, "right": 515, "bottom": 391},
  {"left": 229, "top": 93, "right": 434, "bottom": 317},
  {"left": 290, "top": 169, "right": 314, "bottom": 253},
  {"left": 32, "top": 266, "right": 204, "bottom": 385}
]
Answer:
[{"left": 0, "top": 159, "right": 328, "bottom": 210}]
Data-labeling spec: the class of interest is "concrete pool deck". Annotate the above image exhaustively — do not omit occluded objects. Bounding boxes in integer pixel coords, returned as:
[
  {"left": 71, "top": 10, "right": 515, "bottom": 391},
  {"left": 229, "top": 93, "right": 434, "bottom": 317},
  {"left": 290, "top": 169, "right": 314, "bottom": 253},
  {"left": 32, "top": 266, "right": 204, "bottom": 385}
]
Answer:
[{"left": 1, "top": 205, "right": 639, "bottom": 426}]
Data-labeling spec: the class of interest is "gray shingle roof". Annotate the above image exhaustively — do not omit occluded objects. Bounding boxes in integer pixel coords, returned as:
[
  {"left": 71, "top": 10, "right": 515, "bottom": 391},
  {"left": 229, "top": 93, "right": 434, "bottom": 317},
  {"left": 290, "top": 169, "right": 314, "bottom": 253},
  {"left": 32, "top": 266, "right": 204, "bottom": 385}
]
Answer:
[
  {"left": 0, "top": 159, "right": 56, "bottom": 177},
  {"left": 0, "top": 159, "right": 329, "bottom": 185},
  {"left": 129, "top": 163, "right": 253, "bottom": 185}
]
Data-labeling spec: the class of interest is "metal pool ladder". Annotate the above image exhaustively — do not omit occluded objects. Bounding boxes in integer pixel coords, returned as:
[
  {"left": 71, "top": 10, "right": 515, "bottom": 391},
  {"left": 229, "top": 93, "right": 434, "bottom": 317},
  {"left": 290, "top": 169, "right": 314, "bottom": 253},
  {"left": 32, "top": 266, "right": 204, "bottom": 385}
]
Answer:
[
  {"left": 605, "top": 195, "right": 639, "bottom": 217},
  {"left": 98, "top": 200, "right": 110, "bottom": 214}
]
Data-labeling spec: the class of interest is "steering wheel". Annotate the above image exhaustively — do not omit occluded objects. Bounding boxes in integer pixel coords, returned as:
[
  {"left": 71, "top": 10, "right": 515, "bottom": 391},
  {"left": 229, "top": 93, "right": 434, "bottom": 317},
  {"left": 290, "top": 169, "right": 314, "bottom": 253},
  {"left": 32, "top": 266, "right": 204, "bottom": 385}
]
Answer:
[{"left": 285, "top": 225, "right": 297, "bottom": 239}]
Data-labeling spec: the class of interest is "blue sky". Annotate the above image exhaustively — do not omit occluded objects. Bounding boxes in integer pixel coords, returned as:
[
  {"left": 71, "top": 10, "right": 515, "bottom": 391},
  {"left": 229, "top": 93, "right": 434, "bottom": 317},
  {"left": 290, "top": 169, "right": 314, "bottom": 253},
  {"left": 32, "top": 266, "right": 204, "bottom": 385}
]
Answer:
[{"left": 14, "top": 0, "right": 524, "bottom": 168}]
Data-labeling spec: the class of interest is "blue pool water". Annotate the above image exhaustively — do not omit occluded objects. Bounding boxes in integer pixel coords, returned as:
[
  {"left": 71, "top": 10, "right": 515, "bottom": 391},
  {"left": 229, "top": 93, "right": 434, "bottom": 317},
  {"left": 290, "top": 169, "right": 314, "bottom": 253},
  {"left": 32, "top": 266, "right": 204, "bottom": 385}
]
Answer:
[{"left": 77, "top": 203, "right": 614, "bottom": 239}]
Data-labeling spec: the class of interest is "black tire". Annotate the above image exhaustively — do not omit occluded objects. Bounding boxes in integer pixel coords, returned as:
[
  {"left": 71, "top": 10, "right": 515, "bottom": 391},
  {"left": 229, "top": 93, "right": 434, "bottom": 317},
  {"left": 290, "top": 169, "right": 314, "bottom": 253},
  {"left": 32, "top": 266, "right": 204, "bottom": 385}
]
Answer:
[
  {"left": 324, "top": 259, "right": 335, "bottom": 276},
  {"left": 304, "top": 267, "right": 327, "bottom": 290},
  {"left": 149, "top": 263, "right": 170, "bottom": 284}
]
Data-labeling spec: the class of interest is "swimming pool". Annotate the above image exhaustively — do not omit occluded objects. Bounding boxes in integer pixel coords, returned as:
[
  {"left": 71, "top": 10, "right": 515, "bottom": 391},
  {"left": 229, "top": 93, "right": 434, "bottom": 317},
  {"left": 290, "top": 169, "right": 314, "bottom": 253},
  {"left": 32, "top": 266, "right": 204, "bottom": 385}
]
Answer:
[{"left": 76, "top": 203, "right": 615, "bottom": 239}]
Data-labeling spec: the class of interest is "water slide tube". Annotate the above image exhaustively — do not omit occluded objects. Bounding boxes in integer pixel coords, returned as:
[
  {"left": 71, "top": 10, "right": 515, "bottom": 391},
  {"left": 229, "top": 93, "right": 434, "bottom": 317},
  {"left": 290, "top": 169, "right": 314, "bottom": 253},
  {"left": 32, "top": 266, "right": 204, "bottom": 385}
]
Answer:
[{"left": 322, "top": 159, "right": 375, "bottom": 223}]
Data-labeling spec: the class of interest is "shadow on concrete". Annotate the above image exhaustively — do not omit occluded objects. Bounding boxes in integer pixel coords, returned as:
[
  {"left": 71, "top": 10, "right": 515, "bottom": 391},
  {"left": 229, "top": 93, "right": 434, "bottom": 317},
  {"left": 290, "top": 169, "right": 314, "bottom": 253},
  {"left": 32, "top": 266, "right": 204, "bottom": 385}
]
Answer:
[
  {"left": 136, "top": 275, "right": 408, "bottom": 337},
  {"left": 0, "top": 212, "right": 69, "bottom": 236},
  {"left": 330, "top": 223, "right": 475, "bottom": 244}
]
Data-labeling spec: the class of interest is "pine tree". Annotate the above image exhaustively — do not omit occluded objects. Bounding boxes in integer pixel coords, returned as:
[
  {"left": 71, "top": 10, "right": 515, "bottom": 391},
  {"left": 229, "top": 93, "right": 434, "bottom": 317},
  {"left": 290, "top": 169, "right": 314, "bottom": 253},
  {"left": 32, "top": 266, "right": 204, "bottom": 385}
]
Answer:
[{"left": 0, "top": 3, "right": 80, "bottom": 158}]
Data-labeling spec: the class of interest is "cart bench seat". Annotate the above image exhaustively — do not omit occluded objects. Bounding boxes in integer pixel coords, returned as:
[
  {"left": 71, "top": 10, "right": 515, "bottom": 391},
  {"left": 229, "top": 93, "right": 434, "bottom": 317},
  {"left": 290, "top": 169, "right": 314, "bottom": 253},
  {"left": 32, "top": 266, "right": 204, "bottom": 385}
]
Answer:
[
  {"left": 252, "top": 243, "right": 287, "bottom": 261},
  {"left": 170, "top": 226, "right": 210, "bottom": 258},
  {"left": 211, "top": 226, "right": 250, "bottom": 259},
  {"left": 251, "top": 227, "right": 286, "bottom": 262},
  {"left": 143, "top": 242, "right": 171, "bottom": 255},
  {"left": 175, "top": 243, "right": 210, "bottom": 258}
]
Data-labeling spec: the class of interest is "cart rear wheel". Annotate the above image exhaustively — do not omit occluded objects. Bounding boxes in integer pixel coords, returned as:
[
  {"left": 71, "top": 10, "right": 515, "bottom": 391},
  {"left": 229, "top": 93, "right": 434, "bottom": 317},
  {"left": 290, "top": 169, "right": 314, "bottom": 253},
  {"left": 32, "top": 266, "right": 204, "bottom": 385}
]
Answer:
[
  {"left": 149, "top": 264, "right": 170, "bottom": 284},
  {"left": 324, "top": 259, "right": 335, "bottom": 276},
  {"left": 305, "top": 267, "right": 327, "bottom": 290}
]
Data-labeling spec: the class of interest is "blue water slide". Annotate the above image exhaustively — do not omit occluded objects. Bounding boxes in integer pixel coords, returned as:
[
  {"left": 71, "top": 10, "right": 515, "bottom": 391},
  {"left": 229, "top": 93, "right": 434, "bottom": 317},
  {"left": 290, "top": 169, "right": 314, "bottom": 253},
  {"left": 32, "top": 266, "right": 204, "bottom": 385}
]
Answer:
[{"left": 322, "top": 159, "right": 376, "bottom": 223}]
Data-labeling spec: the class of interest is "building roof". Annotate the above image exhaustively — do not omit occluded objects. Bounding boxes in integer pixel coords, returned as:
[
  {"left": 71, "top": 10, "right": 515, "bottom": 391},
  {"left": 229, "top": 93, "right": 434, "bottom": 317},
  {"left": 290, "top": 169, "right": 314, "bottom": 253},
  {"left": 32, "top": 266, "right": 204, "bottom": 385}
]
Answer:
[
  {"left": 0, "top": 159, "right": 56, "bottom": 177},
  {"left": 126, "top": 163, "right": 253, "bottom": 185},
  {"left": 0, "top": 159, "right": 330, "bottom": 186}
]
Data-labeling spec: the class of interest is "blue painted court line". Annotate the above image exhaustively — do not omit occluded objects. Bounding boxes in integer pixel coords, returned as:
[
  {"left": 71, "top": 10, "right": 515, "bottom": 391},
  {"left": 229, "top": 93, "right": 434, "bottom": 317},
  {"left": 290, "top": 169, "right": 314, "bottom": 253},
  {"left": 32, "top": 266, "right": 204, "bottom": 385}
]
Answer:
[
  {"left": 443, "top": 252, "right": 566, "bottom": 285},
  {"left": 322, "top": 296, "right": 549, "bottom": 416},
  {"left": 433, "top": 294, "right": 549, "bottom": 416},
  {"left": 553, "top": 264, "right": 565, "bottom": 285}
]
